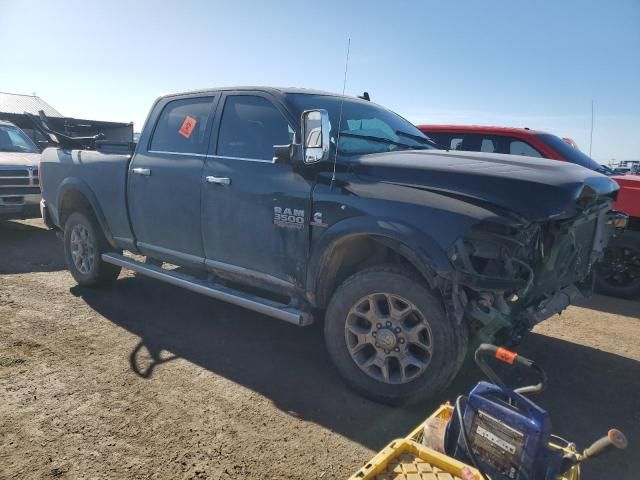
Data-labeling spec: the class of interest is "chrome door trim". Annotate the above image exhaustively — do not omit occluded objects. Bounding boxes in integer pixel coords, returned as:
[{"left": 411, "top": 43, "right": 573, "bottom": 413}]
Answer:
[
  {"left": 137, "top": 242, "right": 205, "bottom": 267},
  {"left": 206, "top": 154, "right": 276, "bottom": 164},
  {"left": 204, "top": 259, "right": 296, "bottom": 290},
  {"left": 147, "top": 150, "right": 208, "bottom": 158}
]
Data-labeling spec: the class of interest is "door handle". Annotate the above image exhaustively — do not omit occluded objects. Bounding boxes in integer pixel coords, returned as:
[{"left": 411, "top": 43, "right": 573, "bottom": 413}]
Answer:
[
  {"left": 131, "top": 167, "right": 151, "bottom": 176},
  {"left": 206, "top": 176, "right": 231, "bottom": 186}
]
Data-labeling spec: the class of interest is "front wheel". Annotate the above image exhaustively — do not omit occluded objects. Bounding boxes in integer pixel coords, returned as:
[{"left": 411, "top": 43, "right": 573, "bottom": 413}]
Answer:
[
  {"left": 595, "top": 234, "right": 640, "bottom": 299},
  {"left": 63, "top": 211, "right": 121, "bottom": 287},
  {"left": 324, "top": 266, "right": 468, "bottom": 404}
]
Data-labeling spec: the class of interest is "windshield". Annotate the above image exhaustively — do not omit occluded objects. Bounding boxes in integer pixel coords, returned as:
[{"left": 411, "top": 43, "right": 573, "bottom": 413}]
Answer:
[
  {"left": 286, "top": 93, "right": 435, "bottom": 156},
  {"left": 535, "top": 133, "right": 603, "bottom": 172},
  {"left": 0, "top": 125, "right": 39, "bottom": 153}
]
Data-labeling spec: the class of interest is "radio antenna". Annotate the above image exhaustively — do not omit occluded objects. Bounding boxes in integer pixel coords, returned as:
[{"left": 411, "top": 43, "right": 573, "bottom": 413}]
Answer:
[{"left": 331, "top": 37, "right": 351, "bottom": 188}]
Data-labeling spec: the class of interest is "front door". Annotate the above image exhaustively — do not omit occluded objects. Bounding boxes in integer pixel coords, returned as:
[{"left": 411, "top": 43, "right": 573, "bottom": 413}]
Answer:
[
  {"left": 201, "top": 93, "right": 312, "bottom": 289},
  {"left": 128, "top": 94, "right": 217, "bottom": 267}
]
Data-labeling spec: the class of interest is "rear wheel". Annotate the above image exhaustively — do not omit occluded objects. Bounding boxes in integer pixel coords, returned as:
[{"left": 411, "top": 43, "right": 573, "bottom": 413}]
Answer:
[
  {"left": 595, "top": 235, "right": 640, "bottom": 298},
  {"left": 63, "top": 211, "right": 121, "bottom": 287},
  {"left": 324, "top": 266, "right": 467, "bottom": 404}
]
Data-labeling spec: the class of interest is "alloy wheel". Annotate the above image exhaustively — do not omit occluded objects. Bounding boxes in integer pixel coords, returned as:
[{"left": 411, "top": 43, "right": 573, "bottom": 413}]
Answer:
[
  {"left": 69, "top": 223, "right": 96, "bottom": 275},
  {"left": 344, "top": 292, "right": 433, "bottom": 384}
]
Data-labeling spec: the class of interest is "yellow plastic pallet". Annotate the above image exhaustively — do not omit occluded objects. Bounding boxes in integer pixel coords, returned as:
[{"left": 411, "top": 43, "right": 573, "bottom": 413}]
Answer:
[
  {"left": 407, "top": 403, "right": 453, "bottom": 445},
  {"left": 348, "top": 438, "right": 480, "bottom": 480}
]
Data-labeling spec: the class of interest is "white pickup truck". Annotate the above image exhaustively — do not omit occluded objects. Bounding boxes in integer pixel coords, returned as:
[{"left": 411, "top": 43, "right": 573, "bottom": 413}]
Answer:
[{"left": 0, "top": 120, "right": 41, "bottom": 219}]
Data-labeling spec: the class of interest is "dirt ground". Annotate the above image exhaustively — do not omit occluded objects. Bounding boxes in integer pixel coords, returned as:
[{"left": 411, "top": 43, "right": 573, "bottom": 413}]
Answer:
[{"left": 1, "top": 218, "right": 638, "bottom": 480}]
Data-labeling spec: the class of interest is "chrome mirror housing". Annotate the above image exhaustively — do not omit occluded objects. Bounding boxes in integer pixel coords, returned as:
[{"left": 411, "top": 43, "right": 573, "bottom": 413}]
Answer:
[{"left": 301, "top": 109, "right": 331, "bottom": 164}]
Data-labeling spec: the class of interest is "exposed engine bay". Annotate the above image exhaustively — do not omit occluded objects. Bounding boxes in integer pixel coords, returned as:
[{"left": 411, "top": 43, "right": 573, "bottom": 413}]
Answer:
[{"left": 444, "top": 196, "right": 618, "bottom": 344}]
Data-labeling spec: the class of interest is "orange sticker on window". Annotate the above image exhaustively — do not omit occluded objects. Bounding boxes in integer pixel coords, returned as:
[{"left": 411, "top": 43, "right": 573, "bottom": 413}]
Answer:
[
  {"left": 178, "top": 115, "right": 197, "bottom": 139},
  {"left": 495, "top": 347, "right": 517, "bottom": 365}
]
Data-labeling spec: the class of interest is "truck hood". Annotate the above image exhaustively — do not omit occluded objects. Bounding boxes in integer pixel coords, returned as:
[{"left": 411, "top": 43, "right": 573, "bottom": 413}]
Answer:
[
  {"left": 0, "top": 152, "right": 41, "bottom": 167},
  {"left": 351, "top": 150, "right": 618, "bottom": 221}
]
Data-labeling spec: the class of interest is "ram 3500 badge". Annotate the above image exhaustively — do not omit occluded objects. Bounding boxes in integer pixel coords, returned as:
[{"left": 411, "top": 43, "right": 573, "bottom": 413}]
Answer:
[{"left": 274, "top": 206, "right": 305, "bottom": 229}]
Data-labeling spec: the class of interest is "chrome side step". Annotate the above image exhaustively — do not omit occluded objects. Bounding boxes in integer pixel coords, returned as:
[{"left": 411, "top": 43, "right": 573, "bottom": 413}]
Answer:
[{"left": 101, "top": 253, "right": 313, "bottom": 326}]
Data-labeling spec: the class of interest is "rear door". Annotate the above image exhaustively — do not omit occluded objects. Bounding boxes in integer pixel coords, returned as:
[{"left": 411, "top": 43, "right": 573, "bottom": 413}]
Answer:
[
  {"left": 201, "top": 92, "right": 311, "bottom": 289},
  {"left": 128, "top": 94, "right": 218, "bottom": 266}
]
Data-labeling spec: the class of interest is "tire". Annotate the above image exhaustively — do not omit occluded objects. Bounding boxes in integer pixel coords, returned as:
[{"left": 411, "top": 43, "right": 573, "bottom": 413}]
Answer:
[
  {"left": 63, "top": 211, "right": 121, "bottom": 287},
  {"left": 595, "top": 234, "right": 640, "bottom": 299},
  {"left": 324, "top": 265, "right": 468, "bottom": 404}
]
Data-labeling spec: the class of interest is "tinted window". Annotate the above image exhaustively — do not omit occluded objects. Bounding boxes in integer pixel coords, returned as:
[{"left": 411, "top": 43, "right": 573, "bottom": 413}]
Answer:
[
  {"left": 150, "top": 97, "right": 213, "bottom": 154},
  {"left": 450, "top": 137, "right": 465, "bottom": 150},
  {"left": 217, "top": 96, "right": 293, "bottom": 160},
  {"left": 535, "top": 133, "right": 602, "bottom": 171},
  {"left": 509, "top": 140, "right": 542, "bottom": 157},
  {"left": 480, "top": 138, "right": 497, "bottom": 153}
]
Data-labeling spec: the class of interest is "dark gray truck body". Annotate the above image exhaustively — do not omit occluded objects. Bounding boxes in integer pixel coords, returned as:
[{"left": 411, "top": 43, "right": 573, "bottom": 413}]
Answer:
[{"left": 40, "top": 87, "right": 620, "bottom": 400}]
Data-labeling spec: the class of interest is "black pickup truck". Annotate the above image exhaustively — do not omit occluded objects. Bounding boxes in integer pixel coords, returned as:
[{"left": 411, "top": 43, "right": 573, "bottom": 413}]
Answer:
[{"left": 39, "top": 87, "right": 619, "bottom": 402}]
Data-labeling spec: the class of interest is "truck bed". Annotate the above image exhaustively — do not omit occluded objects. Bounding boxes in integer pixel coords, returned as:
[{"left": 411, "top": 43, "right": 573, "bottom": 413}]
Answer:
[{"left": 40, "top": 147, "right": 134, "bottom": 246}]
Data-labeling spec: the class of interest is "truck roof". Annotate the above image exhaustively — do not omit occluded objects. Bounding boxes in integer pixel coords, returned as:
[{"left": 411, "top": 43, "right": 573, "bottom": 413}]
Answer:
[
  {"left": 417, "top": 124, "right": 548, "bottom": 136},
  {"left": 160, "top": 86, "right": 361, "bottom": 101},
  {"left": 160, "top": 86, "right": 370, "bottom": 103}
]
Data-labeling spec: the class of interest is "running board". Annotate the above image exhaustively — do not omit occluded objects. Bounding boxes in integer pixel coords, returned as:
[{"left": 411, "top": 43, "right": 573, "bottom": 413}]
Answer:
[{"left": 101, "top": 253, "right": 313, "bottom": 326}]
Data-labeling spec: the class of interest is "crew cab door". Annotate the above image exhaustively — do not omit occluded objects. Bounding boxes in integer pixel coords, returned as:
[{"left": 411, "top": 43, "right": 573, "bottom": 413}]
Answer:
[
  {"left": 128, "top": 94, "right": 218, "bottom": 266},
  {"left": 201, "top": 93, "right": 311, "bottom": 289}
]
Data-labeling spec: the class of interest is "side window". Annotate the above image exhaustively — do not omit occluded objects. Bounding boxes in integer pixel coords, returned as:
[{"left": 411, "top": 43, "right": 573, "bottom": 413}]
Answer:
[
  {"left": 480, "top": 137, "right": 497, "bottom": 153},
  {"left": 450, "top": 137, "right": 465, "bottom": 150},
  {"left": 150, "top": 97, "right": 213, "bottom": 154},
  {"left": 509, "top": 139, "right": 542, "bottom": 157},
  {"left": 217, "top": 95, "right": 293, "bottom": 160}
]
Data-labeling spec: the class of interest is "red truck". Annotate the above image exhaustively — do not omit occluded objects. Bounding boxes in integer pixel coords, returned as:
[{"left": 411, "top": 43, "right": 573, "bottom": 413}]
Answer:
[{"left": 418, "top": 125, "right": 639, "bottom": 298}]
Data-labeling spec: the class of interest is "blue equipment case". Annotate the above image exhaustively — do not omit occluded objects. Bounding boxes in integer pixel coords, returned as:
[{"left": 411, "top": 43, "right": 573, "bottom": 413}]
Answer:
[{"left": 446, "top": 381, "right": 564, "bottom": 479}]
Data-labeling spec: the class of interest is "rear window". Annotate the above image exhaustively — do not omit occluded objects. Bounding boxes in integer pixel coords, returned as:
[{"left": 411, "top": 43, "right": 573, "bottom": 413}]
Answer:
[{"left": 150, "top": 97, "right": 213, "bottom": 154}]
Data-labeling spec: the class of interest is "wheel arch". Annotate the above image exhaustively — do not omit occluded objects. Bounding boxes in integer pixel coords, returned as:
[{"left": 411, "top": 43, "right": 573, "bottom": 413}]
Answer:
[
  {"left": 56, "top": 178, "right": 117, "bottom": 249},
  {"left": 307, "top": 216, "right": 452, "bottom": 308}
]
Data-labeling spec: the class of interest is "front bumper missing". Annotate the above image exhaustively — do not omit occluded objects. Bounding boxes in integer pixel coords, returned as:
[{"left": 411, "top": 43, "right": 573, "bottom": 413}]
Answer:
[{"left": 446, "top": 204, "right": 619, "bottom": 343}]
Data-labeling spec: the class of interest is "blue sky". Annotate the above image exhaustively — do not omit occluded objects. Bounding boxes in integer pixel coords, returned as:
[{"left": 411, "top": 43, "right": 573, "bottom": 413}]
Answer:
[{"left": 1, "top": 0, "right": 638, "bottom": 162}]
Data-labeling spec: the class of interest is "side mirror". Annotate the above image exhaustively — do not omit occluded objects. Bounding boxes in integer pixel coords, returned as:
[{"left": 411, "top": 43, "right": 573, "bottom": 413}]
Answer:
[
  {"left": 272, "top": 144, "right": 294, "bottom": 164},
  {"left": 301, "top": 109, "right": 331, "bottom": 164}
]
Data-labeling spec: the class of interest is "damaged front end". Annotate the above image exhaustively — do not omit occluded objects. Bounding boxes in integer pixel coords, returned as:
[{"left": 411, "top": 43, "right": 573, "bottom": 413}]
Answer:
[{"left": 443, "top": 193, "right": 621, "bottom": 344}]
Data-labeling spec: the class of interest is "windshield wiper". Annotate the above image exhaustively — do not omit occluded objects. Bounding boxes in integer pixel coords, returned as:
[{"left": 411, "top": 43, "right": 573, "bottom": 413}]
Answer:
[
  {"left": 395, "top": 130, "right": 432, "bottom": 144},
  {"left": 396, "top": 130, "right": 445, "bottom": 149},
  {"left": 339, "top": 132, "right": 415, "bottom": 149}
]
